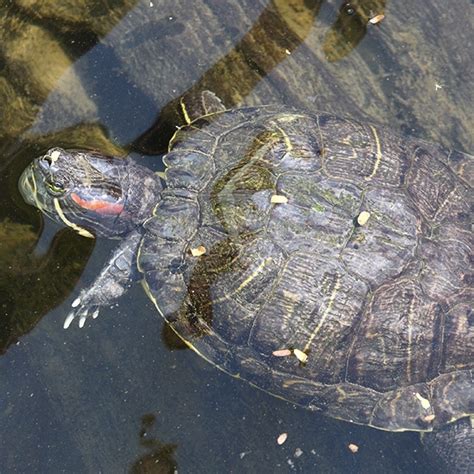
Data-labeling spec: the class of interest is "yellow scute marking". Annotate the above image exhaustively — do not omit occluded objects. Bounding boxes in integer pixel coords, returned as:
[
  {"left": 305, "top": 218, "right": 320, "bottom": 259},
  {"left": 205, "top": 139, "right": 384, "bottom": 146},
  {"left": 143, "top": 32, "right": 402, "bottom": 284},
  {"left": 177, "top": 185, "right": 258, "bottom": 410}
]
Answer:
[
  {"left": 303, "top": 274, "right": 341, "bottom": 353},
  {"left": 213, "top": 258, "right": 272, "bottom": 304},
  {"left": 180, "top": 97, "right": 192, "bottom": 125},
  {"left": 365, "top": 125, "right": 382, "bottom": 180}
]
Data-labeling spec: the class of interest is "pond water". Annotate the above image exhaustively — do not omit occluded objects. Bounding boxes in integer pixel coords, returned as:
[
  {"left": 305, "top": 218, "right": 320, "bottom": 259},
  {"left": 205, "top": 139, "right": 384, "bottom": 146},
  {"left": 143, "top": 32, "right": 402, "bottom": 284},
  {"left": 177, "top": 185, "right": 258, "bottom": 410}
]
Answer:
[{"left": 0, "top": 0, "right": 472, "bottom": 472}]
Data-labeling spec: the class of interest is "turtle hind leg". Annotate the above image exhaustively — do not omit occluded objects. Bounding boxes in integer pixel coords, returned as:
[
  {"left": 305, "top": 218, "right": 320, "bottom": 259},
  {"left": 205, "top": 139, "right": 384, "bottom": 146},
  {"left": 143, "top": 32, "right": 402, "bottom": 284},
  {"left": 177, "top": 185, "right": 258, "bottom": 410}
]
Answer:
[
  {"left": 423, "top": 416, "right": 473, "bottom": 473},
  {"left": 179, "top": 90, "right": 226, "bottom": 124}
]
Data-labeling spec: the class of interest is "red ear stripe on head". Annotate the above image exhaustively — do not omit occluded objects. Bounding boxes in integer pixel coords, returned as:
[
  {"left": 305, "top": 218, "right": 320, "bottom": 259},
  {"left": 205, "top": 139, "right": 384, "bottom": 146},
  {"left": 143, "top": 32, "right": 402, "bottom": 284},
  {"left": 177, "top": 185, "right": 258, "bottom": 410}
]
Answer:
[{"left": 71, "top": 192, "right": 124, "bottom": 215}]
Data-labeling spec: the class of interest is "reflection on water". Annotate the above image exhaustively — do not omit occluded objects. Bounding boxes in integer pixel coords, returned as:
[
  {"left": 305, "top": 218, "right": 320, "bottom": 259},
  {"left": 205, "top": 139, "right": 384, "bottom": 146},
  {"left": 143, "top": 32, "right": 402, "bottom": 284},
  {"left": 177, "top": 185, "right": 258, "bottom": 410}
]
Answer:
[
  {"left": 0, "top": 0, "right": 472, "bottom": 472},
  {"left": 323, "top": 0, "right": 387, "bottom": 62}
]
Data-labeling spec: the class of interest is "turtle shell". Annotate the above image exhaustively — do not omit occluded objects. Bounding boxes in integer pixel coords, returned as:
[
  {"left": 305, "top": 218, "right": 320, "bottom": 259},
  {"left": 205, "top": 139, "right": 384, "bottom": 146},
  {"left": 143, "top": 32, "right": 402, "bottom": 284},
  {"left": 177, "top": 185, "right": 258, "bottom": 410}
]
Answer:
[{"left": 138, "top": 106, "right": 473, "bottom": 432}]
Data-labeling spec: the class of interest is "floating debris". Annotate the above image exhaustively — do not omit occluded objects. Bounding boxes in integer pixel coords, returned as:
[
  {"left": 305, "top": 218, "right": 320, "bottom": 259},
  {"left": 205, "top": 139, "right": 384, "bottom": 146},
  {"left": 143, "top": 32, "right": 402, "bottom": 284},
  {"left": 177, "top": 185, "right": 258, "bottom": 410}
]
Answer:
[
  {"left": 49, "top": 150, "right": 61, "bottom": 162},
  {"left": 277, "top": 432, "right": 288, "bottom": 445},
  {"left": 357, "top": 211, "right": 371, "bottom": 226},
  {"left": 271, "top": 194, "right": 289, "bottom": 204},
  {"left": 293, "top": 349, "right": 308, "bottom": 364},
  {"left": 415, "top": 392, "right": 431, "bottom": 410},
  {"left": 348, "top": 443, "right": 359, "bottom": 453},
  {"left": 273, "top": 349, "right": 292, "bottom": 357},
  {"left": 294, "top": 448, "right": 303, "bottom": 458},
  {"left": 369, "top": 14, "right": 385, "bottom": 24},
  {"left": 190, "top": 245, "right": 206, "bottom": 257}
]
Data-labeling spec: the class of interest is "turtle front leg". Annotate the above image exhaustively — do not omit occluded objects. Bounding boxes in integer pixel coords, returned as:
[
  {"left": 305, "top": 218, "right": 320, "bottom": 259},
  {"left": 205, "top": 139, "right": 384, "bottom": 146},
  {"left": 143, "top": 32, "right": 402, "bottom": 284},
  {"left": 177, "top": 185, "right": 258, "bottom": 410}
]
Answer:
[{"left": 64, "top": 230, "right": 142, "bottom": 329}]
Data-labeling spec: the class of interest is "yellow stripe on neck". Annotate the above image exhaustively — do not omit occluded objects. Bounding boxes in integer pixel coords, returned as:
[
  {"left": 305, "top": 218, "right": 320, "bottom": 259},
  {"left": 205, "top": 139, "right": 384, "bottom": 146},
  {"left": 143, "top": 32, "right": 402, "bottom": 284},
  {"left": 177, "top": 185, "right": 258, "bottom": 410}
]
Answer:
[
  {"left": 53, "top": 198, "right": 94, "bottom": 238},
  {"left": 29, "top": 172, "right": 43, "bottom": 212}
]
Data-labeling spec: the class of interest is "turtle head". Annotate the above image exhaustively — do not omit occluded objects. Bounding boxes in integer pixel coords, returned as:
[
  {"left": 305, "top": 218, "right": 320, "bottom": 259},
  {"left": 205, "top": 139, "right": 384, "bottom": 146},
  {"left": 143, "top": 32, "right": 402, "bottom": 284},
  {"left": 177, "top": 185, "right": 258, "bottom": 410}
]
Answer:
[{"left": 19, "top": 147, "right": 163, "bottom": 238}]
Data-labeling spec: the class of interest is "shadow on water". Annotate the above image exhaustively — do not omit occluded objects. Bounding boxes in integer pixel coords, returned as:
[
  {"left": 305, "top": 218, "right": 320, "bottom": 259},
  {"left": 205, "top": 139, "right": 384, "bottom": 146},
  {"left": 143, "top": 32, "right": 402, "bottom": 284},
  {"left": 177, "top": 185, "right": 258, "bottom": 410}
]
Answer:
[
  {"left": 130, "top": 413, "right": 178, "bottom": 474},
  {"left": 0, "top": 0, "right": 472, "bottom": 472}
]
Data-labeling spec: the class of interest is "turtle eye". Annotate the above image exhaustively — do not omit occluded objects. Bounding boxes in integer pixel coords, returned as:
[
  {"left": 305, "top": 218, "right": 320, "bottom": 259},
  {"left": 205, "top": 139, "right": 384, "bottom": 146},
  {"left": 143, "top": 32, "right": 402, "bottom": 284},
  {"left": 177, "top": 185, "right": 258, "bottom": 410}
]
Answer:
[{"left": 46, "top": 180, "right": 65, "bottom": 195}]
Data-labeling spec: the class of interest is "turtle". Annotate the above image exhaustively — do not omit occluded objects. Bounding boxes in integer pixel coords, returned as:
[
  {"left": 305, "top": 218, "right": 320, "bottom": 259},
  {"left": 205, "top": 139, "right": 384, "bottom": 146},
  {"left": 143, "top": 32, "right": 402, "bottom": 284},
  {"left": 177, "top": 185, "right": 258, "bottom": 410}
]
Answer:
[{"left": 19, "top": 94, "right": 473, "bottom": 471}]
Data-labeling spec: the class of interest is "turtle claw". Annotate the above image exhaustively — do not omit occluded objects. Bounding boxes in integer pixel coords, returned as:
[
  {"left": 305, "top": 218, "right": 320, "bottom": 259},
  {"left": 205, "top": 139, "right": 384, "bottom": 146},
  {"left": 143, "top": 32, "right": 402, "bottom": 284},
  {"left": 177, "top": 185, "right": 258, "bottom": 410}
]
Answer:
[
  {"left": 64, "top": 312, "right": 76, "bottom": 329},
  {"left": 64, "top": 299, "right": 101, "bottom": 329}
]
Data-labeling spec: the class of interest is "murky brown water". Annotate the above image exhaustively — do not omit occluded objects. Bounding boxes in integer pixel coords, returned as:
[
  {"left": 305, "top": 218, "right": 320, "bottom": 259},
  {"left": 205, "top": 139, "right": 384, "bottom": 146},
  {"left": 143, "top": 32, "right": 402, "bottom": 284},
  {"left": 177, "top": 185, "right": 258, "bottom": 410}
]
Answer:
[{"left": 0, "top": 0, "right": 472, "bottom": 472}]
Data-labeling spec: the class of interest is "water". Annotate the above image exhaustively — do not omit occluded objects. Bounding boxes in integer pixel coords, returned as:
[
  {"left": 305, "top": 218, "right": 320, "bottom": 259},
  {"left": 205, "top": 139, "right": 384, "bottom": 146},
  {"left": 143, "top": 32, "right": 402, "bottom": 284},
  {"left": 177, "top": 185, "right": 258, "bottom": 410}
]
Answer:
[{"left": 0, "top": 0, "right": 472, "bottom": 472}]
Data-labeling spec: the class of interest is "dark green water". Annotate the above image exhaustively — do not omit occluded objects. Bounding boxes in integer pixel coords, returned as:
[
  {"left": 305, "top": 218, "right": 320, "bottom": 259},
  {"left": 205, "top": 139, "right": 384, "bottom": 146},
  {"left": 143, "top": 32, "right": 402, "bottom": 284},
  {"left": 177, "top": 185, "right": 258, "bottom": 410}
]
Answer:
[{"left": 0, "top": 0, "right": 472, "bottom": 472}]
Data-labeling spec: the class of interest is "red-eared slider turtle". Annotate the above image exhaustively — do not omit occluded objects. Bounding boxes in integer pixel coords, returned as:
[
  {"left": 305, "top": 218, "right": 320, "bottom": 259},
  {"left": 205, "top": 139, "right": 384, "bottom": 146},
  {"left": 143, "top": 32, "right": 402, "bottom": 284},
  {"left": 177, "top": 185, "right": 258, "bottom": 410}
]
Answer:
[{"left": 19, "top": 96, "right": 473, "bottom": 471}]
